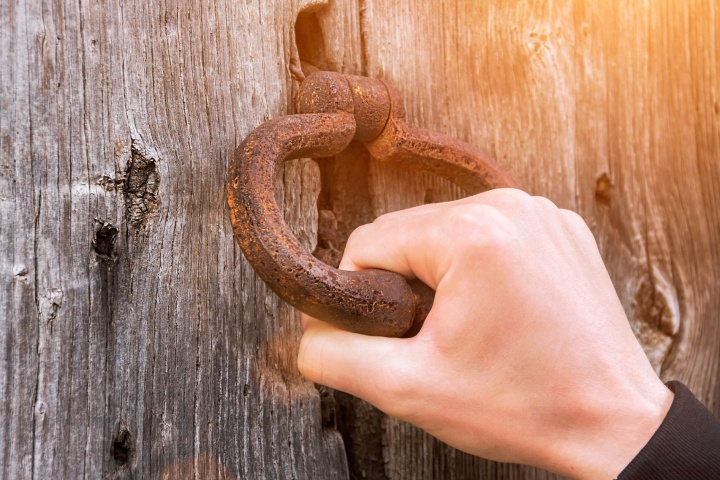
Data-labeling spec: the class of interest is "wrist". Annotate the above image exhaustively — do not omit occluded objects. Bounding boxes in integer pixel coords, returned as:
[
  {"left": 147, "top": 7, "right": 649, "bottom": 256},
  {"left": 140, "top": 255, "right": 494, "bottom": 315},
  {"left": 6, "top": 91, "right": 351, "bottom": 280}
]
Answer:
[{"left": 541, "top": 380, "right": 674, "bottom": 479}]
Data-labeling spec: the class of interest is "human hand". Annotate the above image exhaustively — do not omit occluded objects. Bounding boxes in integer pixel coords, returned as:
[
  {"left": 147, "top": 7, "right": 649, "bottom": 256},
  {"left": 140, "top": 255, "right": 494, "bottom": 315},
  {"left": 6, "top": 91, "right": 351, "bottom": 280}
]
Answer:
[{"left": 297, "top": 189, "right": 672, "bottom": 480}]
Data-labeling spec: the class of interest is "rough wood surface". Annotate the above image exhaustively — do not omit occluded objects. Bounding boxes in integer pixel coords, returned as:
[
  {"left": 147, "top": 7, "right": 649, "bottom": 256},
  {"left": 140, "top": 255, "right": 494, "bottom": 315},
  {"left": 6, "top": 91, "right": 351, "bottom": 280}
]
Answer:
[
  {"left": 2, "top": 0, "right": 719, "bottom": 479},
  {"left": 300, "top": 1, "right": 720, "bottom": 479},
  {"left": 365, "top": 0, "right": 720, "bottom": 399},
  {"left": 0, "top": 0, "right": 347, "bottom": 478}
]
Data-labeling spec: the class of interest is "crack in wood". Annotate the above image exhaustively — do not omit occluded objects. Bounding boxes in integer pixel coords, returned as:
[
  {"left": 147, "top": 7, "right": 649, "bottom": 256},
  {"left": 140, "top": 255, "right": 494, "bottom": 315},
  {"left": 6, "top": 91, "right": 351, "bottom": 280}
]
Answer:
[{"left": 125, "top": 140, "right": 160, "bottom": 229}]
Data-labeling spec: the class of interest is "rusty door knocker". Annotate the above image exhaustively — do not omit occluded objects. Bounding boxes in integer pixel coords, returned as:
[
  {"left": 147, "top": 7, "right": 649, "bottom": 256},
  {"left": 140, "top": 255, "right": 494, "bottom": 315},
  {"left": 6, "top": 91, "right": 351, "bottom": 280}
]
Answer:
[{"left": 227, "top": 71, "right": 519, "bottom": 337}]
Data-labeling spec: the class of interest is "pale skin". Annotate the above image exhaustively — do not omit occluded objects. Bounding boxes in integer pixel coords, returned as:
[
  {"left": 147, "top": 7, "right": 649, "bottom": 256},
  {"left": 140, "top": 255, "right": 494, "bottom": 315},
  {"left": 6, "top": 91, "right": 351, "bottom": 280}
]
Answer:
[{"left": 297, "top": 188, "right": 673, "bottom": 480}]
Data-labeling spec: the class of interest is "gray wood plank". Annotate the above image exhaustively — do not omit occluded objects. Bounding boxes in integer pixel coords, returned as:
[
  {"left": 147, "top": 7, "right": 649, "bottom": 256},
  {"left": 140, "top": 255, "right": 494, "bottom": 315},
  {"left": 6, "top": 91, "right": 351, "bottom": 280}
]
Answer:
[{"left": 0, "top": 0, "right": 348, "bottom": 478}]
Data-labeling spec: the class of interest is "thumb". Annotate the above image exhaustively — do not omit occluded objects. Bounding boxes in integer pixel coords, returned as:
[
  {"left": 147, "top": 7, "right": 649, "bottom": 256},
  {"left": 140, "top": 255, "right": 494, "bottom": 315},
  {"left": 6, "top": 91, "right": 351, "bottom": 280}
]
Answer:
[{"left": 298, "top": 315, "right": 416, "bottom": 415}]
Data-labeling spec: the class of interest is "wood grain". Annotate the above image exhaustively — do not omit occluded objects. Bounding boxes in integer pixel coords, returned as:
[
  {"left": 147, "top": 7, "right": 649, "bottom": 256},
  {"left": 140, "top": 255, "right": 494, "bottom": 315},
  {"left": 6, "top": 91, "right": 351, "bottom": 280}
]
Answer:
[
  {"left": 303, "top": 0, "right": 720, "bottom": 478},
  {"left": 2, "top": 0, "right": 719, "bottom": 479},
  {"left": 0, "top": 0, "right": 347, "bottom": 478}
]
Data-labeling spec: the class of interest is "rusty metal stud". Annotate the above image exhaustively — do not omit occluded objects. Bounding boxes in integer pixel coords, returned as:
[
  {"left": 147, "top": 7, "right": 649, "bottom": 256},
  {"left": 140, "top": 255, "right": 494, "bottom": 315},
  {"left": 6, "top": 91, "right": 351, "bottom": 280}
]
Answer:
[{"left": 227, "top": 71, "right": 519, "bottom": 338}]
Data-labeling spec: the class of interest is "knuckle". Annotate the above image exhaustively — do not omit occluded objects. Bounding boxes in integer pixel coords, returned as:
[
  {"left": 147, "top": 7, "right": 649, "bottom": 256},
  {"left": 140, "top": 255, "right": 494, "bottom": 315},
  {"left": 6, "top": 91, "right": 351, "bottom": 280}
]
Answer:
[
  {"left": 349, "top": 222, "right": 372, "bottom": 239},
  {"left": 532, "top": 195, "right": 559, "bottom": 213},
  {"left": 445, "top": 203, "right": 517, "bottom": 253},
  {"left": 344, "top": 224, "right": 371, "bottom": 250},
  {"left": 561, "top": 209, "right": 590, "bottom": 232},
  {"left": 560, "top": 208, "right": 581, "bottom": 222},
  {"left": 373, "top": 211, "right": 397, "bottom": 224},
  {"left": 560, "top": 209, "right": 597, "bottom": 246},
  {"left": 481, "top": 187, "right": 533, "bottom": 212},
  {"left": 446, "top": 203, "right": 490, "bottom": 229}
]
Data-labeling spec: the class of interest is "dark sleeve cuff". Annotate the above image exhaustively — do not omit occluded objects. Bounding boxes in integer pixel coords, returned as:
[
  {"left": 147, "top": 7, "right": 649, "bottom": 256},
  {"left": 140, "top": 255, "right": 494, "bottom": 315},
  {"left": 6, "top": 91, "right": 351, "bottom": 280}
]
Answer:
[{"left": 618, "top": 381, "right": 720, "bottom": 479}]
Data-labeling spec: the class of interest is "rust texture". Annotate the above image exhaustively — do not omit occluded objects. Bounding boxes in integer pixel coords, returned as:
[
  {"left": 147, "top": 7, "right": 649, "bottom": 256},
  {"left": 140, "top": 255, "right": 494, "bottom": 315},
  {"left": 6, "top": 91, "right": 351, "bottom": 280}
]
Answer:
[{"left": 227, "top": 71, "right": 519, "bottom": 337}]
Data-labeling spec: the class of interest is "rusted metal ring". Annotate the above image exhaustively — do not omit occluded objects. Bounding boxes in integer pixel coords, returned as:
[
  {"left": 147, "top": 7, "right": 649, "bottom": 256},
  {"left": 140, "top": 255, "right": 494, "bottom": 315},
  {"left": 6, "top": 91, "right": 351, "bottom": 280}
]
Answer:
[{"left": 227, "top": 71, "right": 519, "bottom": 337}]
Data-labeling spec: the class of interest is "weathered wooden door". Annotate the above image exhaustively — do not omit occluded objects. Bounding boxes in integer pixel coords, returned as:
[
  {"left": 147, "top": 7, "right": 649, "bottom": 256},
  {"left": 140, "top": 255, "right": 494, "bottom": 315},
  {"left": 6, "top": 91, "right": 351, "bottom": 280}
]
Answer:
[{"left": 2, "top": 0, "right": 718, "bottom": 479}]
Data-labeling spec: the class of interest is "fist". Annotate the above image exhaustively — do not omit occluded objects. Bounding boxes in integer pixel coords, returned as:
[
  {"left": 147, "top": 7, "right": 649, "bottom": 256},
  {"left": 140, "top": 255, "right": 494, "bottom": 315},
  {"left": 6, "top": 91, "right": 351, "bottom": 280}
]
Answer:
[{"left": 298, "top": 189, "right": 672, "bottom": 480}]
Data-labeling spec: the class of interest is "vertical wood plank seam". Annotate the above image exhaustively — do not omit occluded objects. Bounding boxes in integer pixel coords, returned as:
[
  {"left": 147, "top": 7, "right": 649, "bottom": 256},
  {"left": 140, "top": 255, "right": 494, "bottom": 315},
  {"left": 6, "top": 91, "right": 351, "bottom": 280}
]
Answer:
[
  {"left": 28, "top": 0, "right": 42, "bottom": 475},
  {"left": 76, "top": 0, "right": 95, "bottom": 475}
]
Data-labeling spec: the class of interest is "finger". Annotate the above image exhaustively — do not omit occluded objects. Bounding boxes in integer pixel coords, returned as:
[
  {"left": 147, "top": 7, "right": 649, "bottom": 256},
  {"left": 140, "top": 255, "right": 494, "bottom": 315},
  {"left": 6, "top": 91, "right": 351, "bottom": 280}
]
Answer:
[
  {"left": 297, "top": 318, "right": 416, "bottom": 415},
  {"left": 372, "top": 188, "right": 527, "bottom": 228},
  {"left": 338, "top": 213, "right": 445, "bottom": 288},
  {"left": 372, "top": 193, "right": 485, "bottom": 225},
  {"left": 300, "top": 312, "right": 311, "bottom": 330},
  {"left": 372, "top": 203, "right": 439, "bottom": 224},
  {"left": 339, "top": 201, "right": 504, "bottom": 290}
]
